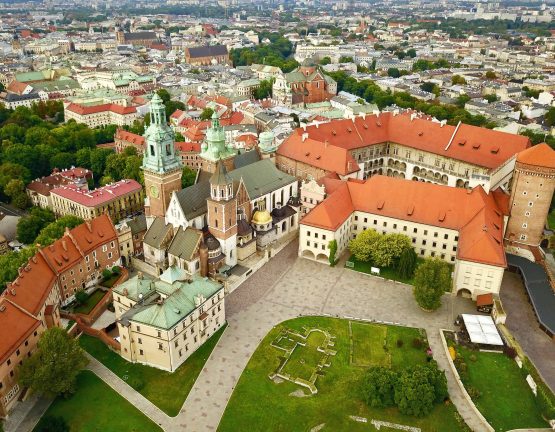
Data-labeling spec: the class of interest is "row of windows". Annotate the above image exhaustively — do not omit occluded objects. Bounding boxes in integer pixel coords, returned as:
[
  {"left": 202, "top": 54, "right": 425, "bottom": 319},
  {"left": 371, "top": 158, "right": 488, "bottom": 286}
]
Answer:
[
  {"left": 305, "top": 231, "right": 327, "bottom": 241},
  {"left": 353, "top": 217, "right": 458, "bottom": 240}
]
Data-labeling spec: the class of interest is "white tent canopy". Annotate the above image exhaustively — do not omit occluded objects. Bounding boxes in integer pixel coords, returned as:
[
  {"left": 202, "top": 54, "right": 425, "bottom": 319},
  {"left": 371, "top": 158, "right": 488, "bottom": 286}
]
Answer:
[{"left": 461, "top": 314, "right": 504, "bottom": 346}]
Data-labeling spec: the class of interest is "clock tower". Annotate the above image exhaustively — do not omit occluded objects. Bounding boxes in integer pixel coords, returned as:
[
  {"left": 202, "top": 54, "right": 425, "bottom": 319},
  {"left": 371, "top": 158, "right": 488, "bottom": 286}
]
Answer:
[{"left": 142, "top": 93, "right": 182, "bottom": 221}]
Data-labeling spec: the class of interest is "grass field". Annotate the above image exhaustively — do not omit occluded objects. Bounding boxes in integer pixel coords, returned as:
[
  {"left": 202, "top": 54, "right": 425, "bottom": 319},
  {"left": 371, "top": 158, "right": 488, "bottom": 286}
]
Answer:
[
  {"left": 281, "top": 330, "right": 327, "bottom": 381},
  {"left": 218, "top": 317, "right": 466, "bottom": 432},
  {"left": 547, "top": 212, "right": 555, "bottom": 230},
  {"left": 33, "top": 371, "right": 162, "bottom": 432},
  {"left": 347, "top": 256, "right": 425, "bottom": 285},
  {"left": 457, "top": 346, "right": 548, "bottom": 431},
  {"left": 351, "top": 322, "right": 389, "bottom": 367},
  {"left": 79, "top": 324, "right": 226, "bottom": 416},
  {"left": 73, "top": 290, "right": 106, "bottom": 315}
]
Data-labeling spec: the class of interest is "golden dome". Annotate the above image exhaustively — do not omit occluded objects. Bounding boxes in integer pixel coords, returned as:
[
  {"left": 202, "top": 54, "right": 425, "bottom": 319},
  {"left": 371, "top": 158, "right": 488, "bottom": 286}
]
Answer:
[{"left": 251, "top": 210, "right": 272, "bottom": 225}]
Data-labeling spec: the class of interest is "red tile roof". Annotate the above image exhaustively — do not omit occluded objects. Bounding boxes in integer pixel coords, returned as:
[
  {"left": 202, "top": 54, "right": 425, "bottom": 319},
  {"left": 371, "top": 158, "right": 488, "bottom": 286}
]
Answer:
[
  {"left": 279, "top": 113, "right": 531, "bottom": 171},
  {"left": 301, "top": 175, "right": 507, "bottom": 267},
  {"left": 2, "top": 253, "right": 57, "bottom": 316},
  {"left": 278, "top": 134, "right": 360, "bottom": 176},
  {"left": 7, "top": 81, "right": 29, "bottom": 95},
  {"left": 70, "top": 214, "right": 118, "bottom": 255},
  {"left": 516, "top": 143, "right": 555, "bottom": 169},
  {"left": 115, "top": 129, "right": 145, "bottom": 146},
  {"left": 175, "top": 142, "right": 201, "bottom": 153},
  {"left": 51, "top": 179, "right": 142, "bottom": 207},
  {"left": 0, "top": 299, "right": 41, "bottom": 363},
  {"left": 66, "top": 102, "right": 137, "bottom": 116}
]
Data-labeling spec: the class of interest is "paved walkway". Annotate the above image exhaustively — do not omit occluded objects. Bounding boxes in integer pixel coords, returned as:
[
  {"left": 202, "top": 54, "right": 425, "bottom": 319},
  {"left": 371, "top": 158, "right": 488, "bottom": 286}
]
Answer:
[
  {"left": 500, "top": 272, "right": 555, "bottom": 393},
  {"left": 3, "top": 395, "right": 52, "bottom": 432}
]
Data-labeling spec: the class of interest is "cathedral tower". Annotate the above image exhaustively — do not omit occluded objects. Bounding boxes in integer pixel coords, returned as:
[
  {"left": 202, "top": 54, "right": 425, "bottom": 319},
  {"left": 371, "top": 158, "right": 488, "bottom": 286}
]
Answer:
[
  {"left": 142, "top": 94, "right": 182, "bottom": 220},
  {"left": 199, "top": 111, "right": 236, "bottom": 173},
  {"left": 207, "top": 161, "right": 237, "bottom": 267},
  {"left": 505, "top": 143, "right": 555, "bottom": 247}
]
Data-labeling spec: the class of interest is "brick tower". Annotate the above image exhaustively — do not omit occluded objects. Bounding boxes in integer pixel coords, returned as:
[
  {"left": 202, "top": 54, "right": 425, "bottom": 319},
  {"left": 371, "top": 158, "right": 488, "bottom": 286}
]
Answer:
[
  {"left": 505, "top": 143, "right": 555, "bottom": 247},
  {"left": 207, "top": 161, "right": 237, "bottom": 267},
  {"left": 142, "top": 94, "right": 182, "bottom": 223}
]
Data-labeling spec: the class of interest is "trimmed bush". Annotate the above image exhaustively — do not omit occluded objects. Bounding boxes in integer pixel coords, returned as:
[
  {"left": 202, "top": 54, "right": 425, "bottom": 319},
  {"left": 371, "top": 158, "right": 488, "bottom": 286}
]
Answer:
[
  {"left": 396, "top": 339, "right": 404, "bottom": 348},
  {"left": 111, "top": 266, "right": 121, "bottom": 275},
  {"left": 504, "top": 346, "right": 517, "bottom": 359},
  {"left": 101, "top": 268, "right": 112, "bottom": 279}
]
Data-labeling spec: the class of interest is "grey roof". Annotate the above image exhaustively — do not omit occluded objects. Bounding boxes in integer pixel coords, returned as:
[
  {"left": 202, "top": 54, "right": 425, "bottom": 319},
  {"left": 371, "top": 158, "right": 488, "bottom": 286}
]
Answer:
[
  {"left": 128, "top": 214, "right": 147, "bottom": 235},
  {"left": 124, "top": 31, "right": 157, "bottom": 41},
  {"left": 186, "top": 44, "right": 228, "bottom": 59},
  {"left": 167, "top": 227, "right": 202, "bottom": 261},
  {"left": 143, "top": 217, "right": 173, "bottom": 249},
  {"left": 233, "top": 150, "right": 260, "bottom": 169},
  {"left": 507, "top": 254, "right": 555, "bottom": 336},
  {"left": 228, "top": 159, "right": 296, "bottom": 200},
  {"left": 210, "top": 161, "right": 232, "bottom": 186},
  {"left": 174, "top": 180, "right": 210, "bottom": 221}
]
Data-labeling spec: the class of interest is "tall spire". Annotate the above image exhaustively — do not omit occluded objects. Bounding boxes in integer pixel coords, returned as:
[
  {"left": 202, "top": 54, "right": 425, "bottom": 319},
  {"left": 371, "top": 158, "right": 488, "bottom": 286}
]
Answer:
[{"left": 142, "top": 94, "right": 181, "bottom": 174}]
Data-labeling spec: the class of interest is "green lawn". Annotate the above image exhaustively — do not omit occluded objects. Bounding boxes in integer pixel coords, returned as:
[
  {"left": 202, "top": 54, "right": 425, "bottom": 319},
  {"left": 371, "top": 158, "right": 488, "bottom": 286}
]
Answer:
[
  {"left": 456, "top": 346, "right": 548, "bottom": 431},
  {"left": 347, "top": 256, "right": 425, "bottom": 285},
  {"left": 33, "top": 370, "right": 162, "bottom": 432},
  {"left": 218, "top": 317, "right": 466, "bottom": 432},
  {"left": 79, "top": 325, "right": 226, "bottom": 416},
  {"left": 351, "top": 322, "right": 388, "bottom": 367},
  {"left": 547, "top": 212, "right": 555, "bottom": 230},
  {"left": 281, "top": 331, "right": 327, "bottom": 381},
  {"left": 73, "top": 290, "right": 106, "bottom": 315}
]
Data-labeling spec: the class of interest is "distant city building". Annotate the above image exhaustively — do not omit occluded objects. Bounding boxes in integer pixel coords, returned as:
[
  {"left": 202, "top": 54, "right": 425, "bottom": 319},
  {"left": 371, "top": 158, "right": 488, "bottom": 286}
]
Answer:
[
  {"left": 26, "top": 167, "right": 93, "bottom": 209},
  {"left": 64, "top": 101, "right": 139, "bottom": 128},
  {"left": 115, "top": 29, "right": 158, "bottom": 47},
  {"left": 184, "top": 44, "right": 229, "bottom": 66}
]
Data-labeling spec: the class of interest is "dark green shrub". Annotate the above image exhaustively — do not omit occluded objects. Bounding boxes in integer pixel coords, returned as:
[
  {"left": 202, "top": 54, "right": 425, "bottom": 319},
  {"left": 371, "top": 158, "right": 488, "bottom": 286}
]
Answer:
[
  {"left": 35, "top": 415, "right": 69, "bottom": 432},
  {"left": 396, "top": 339, "right": 404, "bottom": 348},
  {"left": 101, "top": 268, "right": 112, "bottom": 279},
  {"left": 127, "top": 376, "right": 145, "bottom": 391}
]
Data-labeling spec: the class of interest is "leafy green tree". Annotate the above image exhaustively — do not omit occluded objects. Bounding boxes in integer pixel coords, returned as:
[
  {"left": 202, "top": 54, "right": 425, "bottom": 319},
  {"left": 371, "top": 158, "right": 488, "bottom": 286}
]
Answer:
[
  {"left": 253, "top": 79, "right": 273, "bottom": 100},
  {"left": 483, "top": 94, "right": 498, "bottom": 103},
  {"left": 175, "top": 132, "right": 185, "bottom": 142},
  {"left": 49, "top": 152, "right": 76, "bottom": 170},
  {"left": 156, "top": 88, "right": 171, "bottom": 104},
  {"left": 319, "top": 56, "right": 332, "bottom": 65},
  {"left": 90, "top": 148, "right": 113, "bottom": 178},
  {"left": 0, "top": 163, "right": 31, "bottom": 198},
  {"left": 5, "top": 179, "right": 30, "bottom": 209},
  {"left": 123, "top": 155, "right": 144, "bottom": 184},
  {"left": 545, "top": 107, "right": 555, "bottom": 127},
  {"left": 182, "top": 166, "right": 197, "bottom": 188},
  {"left": 397, "top": 247, "right": 418, "bottom": 279},
  {"left": 451, "top": 75, "right": 467, "bottom": 85},
  {"left": 104, "top": 153, "right": 127, "bottom": 182},
  {"left": 361, "top": 366, "right": 397, "bottom": 408},
  {"left": 485, "top": 71, "right": 496, "bottom": 80},
  {"left": 74, "top": 290, "right": 88, "bottom": 305},
  {"left": 339, "top": 56, "right": 354, "bottom": 63},
  {"left": 0, "top": 247, "right": 37, "bottom": 293},
  {"left": 406, "top": 48, "right": 416, "bottom": 58},
  {"left": 387, "top": 68, "right": 401, "bottom": 78},
  {"left": 328, "top": 239, "right": 337, "bottom": 265},
  {"left": 34, "top": 216, "right": 84, "bottom": 247},
  {"left": 394, "top": 365, "right": 437, "bottom": 417},
  {"left": 75, "top": 148, "right": 92, "bottom": 169},
  {"left": 200, "top": 107, "right": 214, "bottom": 121},
  {"left": 413, "top": 258, "right": 451, "bottom": 311},
  {"left": 19, "top": 327, "right": 88, "bottom": 398},
  {"left": 372, "top": 233, "right": 412, "bottom": 268},
  {"left": 16, "top": 208, "right": 56, "bottom": 244},
  {"left": 349, "top": 229, "right": 381, "bottom": 262}
]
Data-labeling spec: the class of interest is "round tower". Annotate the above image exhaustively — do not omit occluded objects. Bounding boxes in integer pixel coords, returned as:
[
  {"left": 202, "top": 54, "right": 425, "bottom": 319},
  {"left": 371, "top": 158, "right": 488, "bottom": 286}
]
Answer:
[{"left": 506, "top": 143, "right": 555, "bottom": 247}]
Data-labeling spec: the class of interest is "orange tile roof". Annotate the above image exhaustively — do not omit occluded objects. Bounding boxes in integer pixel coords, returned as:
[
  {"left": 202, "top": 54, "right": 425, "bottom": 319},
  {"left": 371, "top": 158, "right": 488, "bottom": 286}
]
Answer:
[
  {"left": 3, "top": 253, "right": 57, "bottom": 316},
  {"left": 278, "top": 135, "right": 360, "bottom": 176},
  {"left": 279, "top": 113, "right": 530, "bottom": 171},
  {"left": 301, "top": 176, "right": 507, "bottom": 267},
  {"left": 0, "top": 299, "right": 41, "bottom": 364},
  {"left": 516, "top": 143, "right": 555, "bottom": 169},
  {"left": 115, "top": 129, "right": 145, "bottom": 146},
  {"left": 40, "top": 232, "right": 83, "bottom": 273},
  {"left": 70, "top": 214, "right": 117, "bottom": 255},
  {"left": 66, "top": 102, "right": 137, "bottom": 116}
]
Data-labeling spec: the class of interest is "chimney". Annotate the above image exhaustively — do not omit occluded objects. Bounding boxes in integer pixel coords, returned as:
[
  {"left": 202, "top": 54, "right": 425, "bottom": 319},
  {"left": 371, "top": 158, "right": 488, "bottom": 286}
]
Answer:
[
  {"left": 411, "top": 113, "right": 417, "bottom": 121},
  {"left": 138, "top": 271, "right": 143, "bottom": 280},
  {"left": 302, "top": 132, "right": 309, "bottom": 142}
]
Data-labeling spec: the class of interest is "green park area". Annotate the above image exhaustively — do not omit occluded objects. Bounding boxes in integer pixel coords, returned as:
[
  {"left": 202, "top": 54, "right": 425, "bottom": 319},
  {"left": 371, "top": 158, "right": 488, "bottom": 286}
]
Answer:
[
  {"left": 218, "top": 317, "right": 468, "bottom": 432},
  {"left": 33, "top": 370, "right": 162, "bottom": 432},
  {"left": 78, "top": 325, "right": 226, "bottom": 416},
  {"left": 347, "top": 255, "right": 424, "bottom": 285},
  {"left": 452, "top": 342, "right": 549, "bottom": 431}
]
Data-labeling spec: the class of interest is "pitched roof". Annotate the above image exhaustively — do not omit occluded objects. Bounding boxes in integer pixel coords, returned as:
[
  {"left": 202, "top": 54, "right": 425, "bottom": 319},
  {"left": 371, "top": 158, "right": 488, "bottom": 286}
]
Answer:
[
  {"left": 279, "top": 113, "right": 530, "bottom": 171},
  {"left": 143, "top": 217, "right": 173, "bottom": 249},
  {"left": 51, "top": 180, "right": 142, "bottom": 207},
  {"left": 3, "top": 253, "right": 57, "bottom": 316},
  {"left": 186, "top": 44, "right": 228, "bottom": 59},
  {"left": 301, "top": 176, "right": 507, "bottom": 267},
  {"left": 210, "top": 161, "right": 232, "bottom": 186},
  {"left": 228, "top": 159, "right": 297, "bottom": 200},
  {"left": 0, "top": 299, "right": 41, "bottom": 363},
  {"left": 516, "top": 143, "right": 555, "bottom": 169},
  {"left": 167, "top": 227, "right": 202, "bottom": 261},
  {"left": 66, "top": 102, "right": 137, "bottom": 116},
  {"left": 174, "top": 181, "right": 211, "bottom": 221},
  {"left": 70, "top": 214, "right": 118, "bottom": 255},
  {"left": 127, "top": 214, "right": 147, "bottom": 235}
]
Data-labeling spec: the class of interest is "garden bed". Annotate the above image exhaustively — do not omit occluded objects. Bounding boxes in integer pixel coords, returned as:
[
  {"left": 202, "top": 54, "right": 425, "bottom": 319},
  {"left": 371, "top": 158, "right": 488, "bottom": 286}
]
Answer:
[
  {"left": 346, "top": 255, "right": 424, "bottom": 285},
  {"left": 79, "top": 324, "right": 226, "bottom": 416}
]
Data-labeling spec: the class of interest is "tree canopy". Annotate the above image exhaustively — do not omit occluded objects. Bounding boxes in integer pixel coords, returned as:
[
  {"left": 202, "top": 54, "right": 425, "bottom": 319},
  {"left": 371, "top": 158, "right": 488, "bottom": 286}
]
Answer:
[
  {"left": 413, "top": 258, "right": 451, "bottom": 311},
  {"left": 19, "top": 327, "right": 88, "bottom": 398},
  {"left": 349, "top": 230, "right": 412, "bottom": 267}
]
